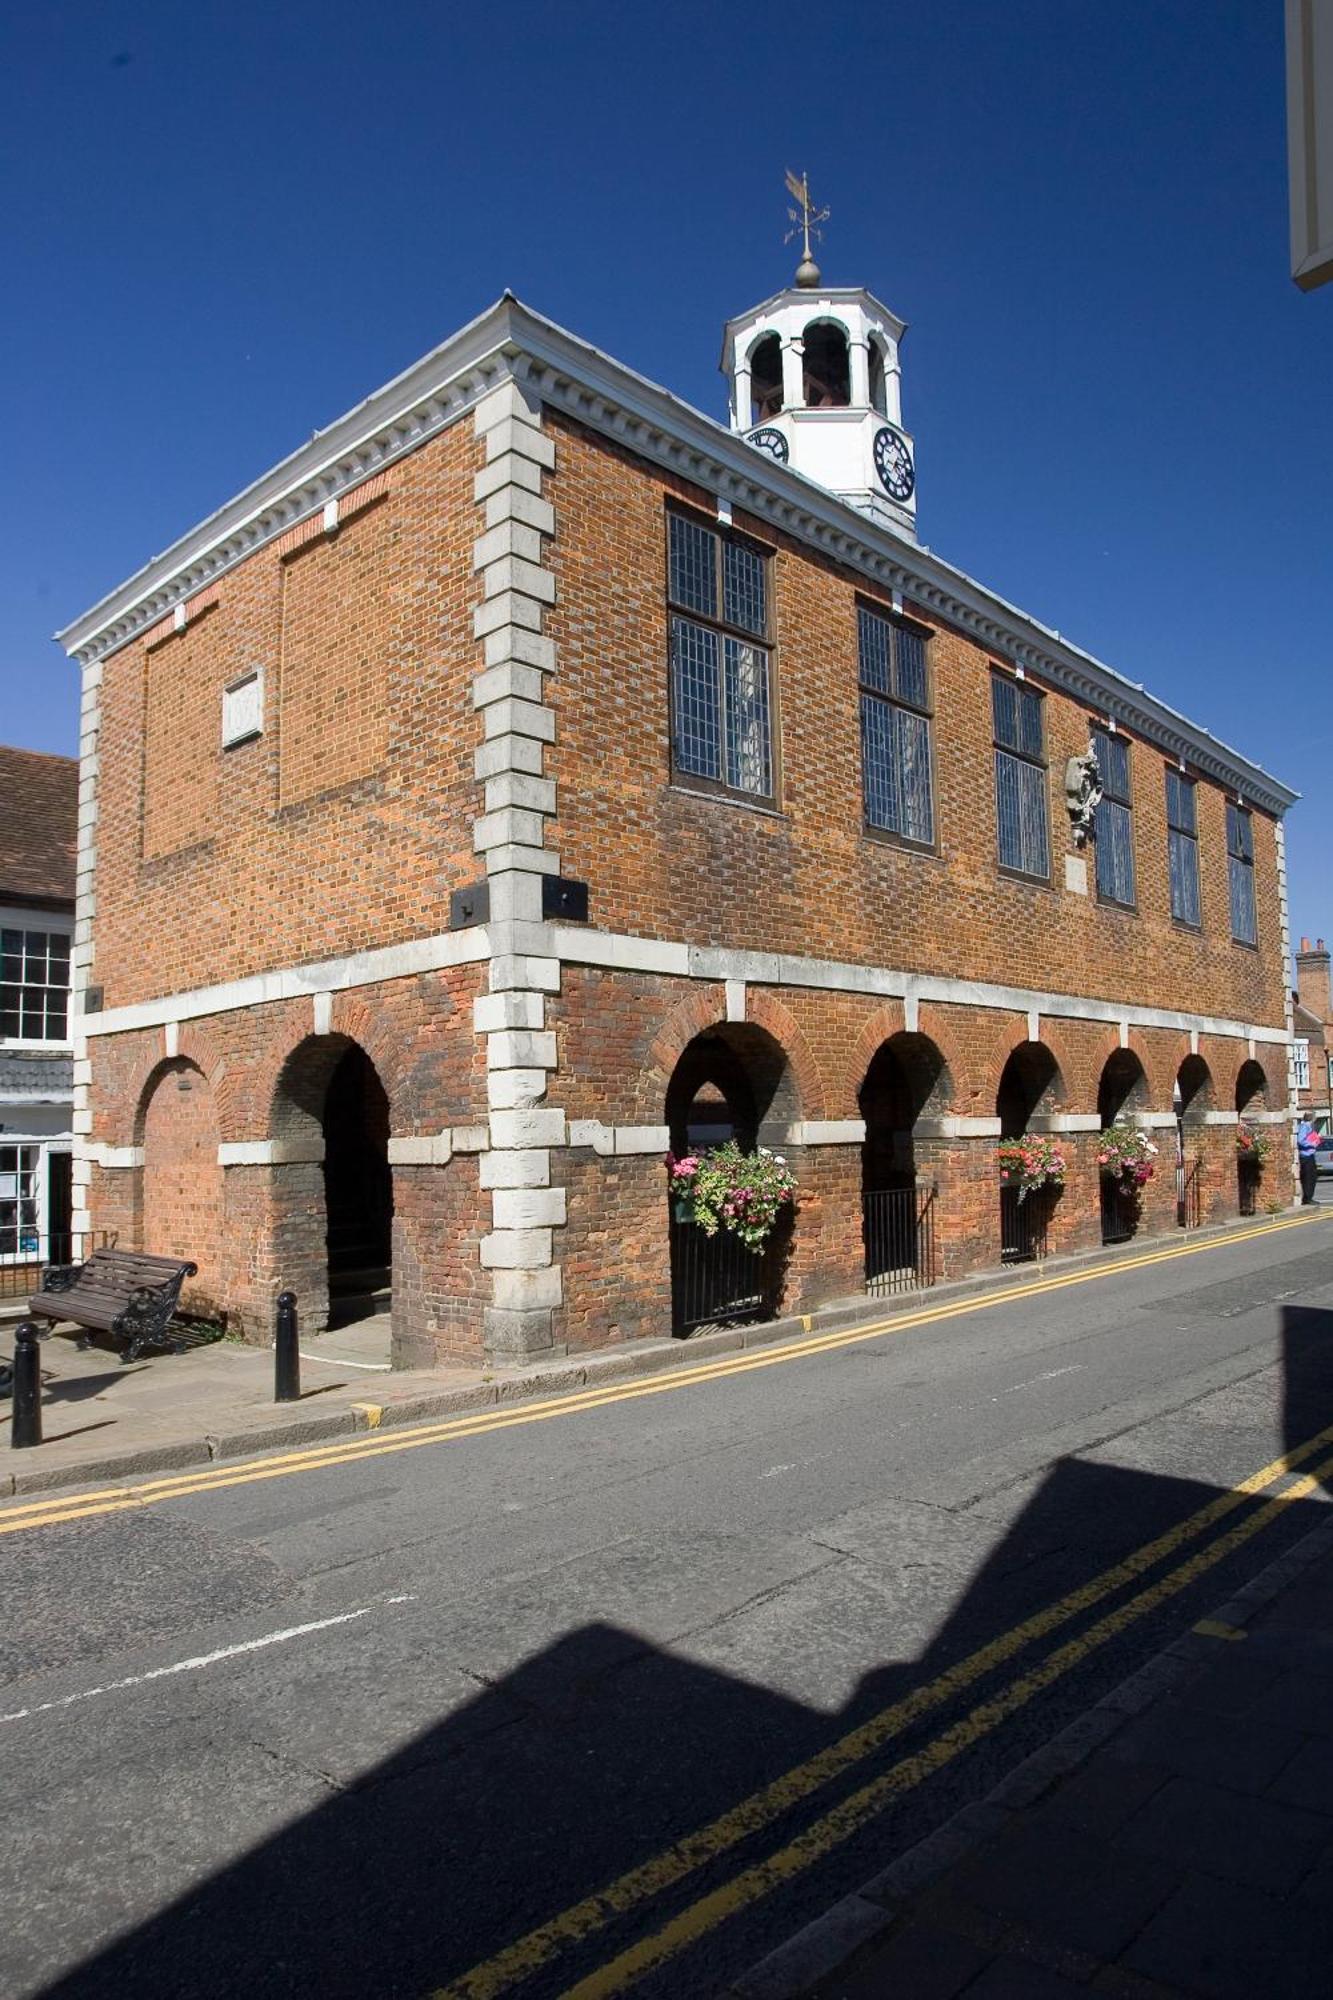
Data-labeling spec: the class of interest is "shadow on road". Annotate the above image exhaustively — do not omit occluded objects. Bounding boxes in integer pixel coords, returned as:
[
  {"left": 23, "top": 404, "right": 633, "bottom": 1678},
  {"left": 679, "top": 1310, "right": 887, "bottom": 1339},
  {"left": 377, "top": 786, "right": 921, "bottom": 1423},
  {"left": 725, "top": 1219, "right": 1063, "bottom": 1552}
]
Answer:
[{"left": 33, "top": 1304, "right": 1333, "bottom": 1999}]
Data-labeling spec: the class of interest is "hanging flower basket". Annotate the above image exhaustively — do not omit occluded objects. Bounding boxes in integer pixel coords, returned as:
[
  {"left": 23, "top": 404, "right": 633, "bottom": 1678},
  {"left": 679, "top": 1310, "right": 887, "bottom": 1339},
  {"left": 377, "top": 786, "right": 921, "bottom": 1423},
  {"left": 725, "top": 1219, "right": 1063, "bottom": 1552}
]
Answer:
[
  {"left": 1236, "top": 1124, "right": 1272, "bottom": 1168},
  {"left": 1098, "top": 1121, "right": 1158, "bottom": 1187},
  {"left": 996, "top": 1134, "right": 1066, "bottom": 1201},
  {"left": 666, "top": 1142, "right": 798, "bottom": 1251}
]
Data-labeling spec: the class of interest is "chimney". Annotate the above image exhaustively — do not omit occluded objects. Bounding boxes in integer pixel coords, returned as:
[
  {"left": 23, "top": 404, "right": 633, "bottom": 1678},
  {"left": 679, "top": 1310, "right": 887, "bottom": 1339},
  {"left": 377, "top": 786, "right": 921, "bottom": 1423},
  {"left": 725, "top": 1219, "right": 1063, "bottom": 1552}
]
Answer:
[{"left": 1296, "top": 935, "right": 1332, "bottom": 1026}]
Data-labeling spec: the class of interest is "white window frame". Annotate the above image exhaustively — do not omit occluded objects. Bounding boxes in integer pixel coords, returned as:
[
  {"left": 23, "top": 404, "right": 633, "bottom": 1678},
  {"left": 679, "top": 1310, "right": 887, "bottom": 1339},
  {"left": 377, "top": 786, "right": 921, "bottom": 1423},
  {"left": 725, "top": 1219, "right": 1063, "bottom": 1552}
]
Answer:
[
  {"left": 0, "top": 906, "right": 74, "bottom": 1051},
  {"left": 1293, "top": 1038, "right": 1311, "bottom": 1091}
]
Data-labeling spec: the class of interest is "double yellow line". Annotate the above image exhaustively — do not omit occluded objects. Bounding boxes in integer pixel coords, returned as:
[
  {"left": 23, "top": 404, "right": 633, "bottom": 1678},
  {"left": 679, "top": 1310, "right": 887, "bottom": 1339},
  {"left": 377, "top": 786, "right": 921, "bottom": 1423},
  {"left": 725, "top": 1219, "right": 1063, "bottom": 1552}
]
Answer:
[
  {"left": 442, "top": 1419, "right": 1333, "bottom": 1999},
  {"left": 0, "top": 1211, "right": 1321, "bottom": 1540}
]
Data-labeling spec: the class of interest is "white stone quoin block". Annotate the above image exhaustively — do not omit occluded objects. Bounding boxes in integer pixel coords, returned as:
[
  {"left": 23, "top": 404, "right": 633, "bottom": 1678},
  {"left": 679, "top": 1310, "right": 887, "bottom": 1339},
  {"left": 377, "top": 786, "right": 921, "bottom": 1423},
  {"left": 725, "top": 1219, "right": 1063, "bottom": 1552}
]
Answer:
[
  {"left": 492, "top": 1186, "right": 567, "bottom": 1229},
  {"left": 489, "top": 1107, "right": 566, "bottom": 1149},
  {"left": 491, "top": 1264, "right": 563, "bottom": 1310},
  {"left": 487, "top": 1067, "right": 550, "bottom": 1110},
  {"left": 480, "top": 1228, "right": 554, "bottom": 1270},
  {"left": 473, "top": 990, "right": 546, "bottom": 1034},
  {"left": 479, "top": 1148, "right": 551, "bottom": 1189},
  {"left": 474, "top": 452, "right": 544, "bottom": 503}
]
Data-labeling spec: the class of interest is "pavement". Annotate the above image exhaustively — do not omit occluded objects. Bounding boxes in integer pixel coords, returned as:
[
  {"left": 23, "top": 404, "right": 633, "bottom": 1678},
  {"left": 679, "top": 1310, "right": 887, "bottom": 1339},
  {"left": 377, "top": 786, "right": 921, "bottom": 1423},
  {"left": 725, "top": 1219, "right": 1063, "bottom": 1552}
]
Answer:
[
  {"left": 0, "top": 1203, "right": 1320, "bottom": 1497},
  {"left": 739, "top": 1507, "right": 1333, "bottom": 2000}
]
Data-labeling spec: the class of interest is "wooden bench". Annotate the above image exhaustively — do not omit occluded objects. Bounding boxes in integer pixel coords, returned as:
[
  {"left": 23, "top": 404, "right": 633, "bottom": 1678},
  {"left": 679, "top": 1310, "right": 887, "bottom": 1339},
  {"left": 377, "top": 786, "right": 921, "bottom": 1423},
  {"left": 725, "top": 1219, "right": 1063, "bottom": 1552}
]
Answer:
[{"left": 29, "top": 1249, "right": 199, "bottom": 1362}]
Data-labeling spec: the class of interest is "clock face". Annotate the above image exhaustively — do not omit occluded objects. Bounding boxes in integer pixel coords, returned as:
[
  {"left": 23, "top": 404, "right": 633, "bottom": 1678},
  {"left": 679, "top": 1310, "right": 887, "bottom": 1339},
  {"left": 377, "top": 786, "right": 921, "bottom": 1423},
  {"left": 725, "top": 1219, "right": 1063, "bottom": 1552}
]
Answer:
[
  {"left": 873, "top": 425, "right": 915, "bottom": 502},
  {"left": 748, "top": 426, "right": 789, "bottom": 464}
]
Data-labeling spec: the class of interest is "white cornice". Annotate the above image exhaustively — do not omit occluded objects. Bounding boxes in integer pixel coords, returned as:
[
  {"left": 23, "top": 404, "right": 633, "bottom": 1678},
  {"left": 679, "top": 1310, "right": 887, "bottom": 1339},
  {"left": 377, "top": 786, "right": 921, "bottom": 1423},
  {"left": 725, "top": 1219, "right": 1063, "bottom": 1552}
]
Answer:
[{"left": 56, "top": 295, "right": 1297, "bottom": 815}]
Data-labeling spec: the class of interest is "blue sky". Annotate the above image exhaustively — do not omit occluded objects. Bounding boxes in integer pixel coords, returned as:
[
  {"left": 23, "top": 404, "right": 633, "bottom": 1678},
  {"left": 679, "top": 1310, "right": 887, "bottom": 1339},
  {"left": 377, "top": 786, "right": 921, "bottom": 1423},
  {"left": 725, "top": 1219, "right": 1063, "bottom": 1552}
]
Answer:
[{"left": 4, "top": 1, "right": 1330, "bottom": 951}]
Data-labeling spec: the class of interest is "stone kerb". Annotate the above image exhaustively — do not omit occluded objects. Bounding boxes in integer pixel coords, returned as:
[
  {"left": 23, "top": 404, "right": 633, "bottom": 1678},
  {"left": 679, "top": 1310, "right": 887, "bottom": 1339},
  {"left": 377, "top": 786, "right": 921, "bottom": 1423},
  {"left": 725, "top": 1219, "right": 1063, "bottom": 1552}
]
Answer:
[{"left": 471, "top": 378, "right": 566, "bottom": 1361}]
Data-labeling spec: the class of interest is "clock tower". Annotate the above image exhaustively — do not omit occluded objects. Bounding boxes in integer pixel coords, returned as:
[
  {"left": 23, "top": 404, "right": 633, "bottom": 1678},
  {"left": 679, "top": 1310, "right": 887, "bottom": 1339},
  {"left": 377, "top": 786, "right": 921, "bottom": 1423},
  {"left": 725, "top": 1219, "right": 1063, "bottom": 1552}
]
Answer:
[{"left": 720, "top": 215, "right": 917, "bottom": 540}]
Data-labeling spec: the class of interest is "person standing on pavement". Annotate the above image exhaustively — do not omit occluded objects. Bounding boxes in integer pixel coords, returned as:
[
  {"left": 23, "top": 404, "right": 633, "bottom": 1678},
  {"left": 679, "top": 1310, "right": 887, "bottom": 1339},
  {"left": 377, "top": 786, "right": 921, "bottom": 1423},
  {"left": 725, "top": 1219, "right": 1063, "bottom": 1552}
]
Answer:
[{"left": 1296, "top": 1117, "right": 1323, "bottom": 1205}]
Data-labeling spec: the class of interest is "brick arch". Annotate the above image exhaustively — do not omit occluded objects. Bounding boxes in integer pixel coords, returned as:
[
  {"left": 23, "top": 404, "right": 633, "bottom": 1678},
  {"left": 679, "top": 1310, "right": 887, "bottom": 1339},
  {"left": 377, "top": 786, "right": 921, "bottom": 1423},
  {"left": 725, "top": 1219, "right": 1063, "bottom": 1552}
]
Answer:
[
  {"left": 137, "top": 1057, "right": 224, "bottom": 1304},
  {"left": 328, "top": 996, "right": 408, "bottom": 1123},
  {"left": 638, "top": 986, "right": 826, "bottom": 1124},
  {"left": 129, "top": 1039, "right": 224, "bottom": 1145},
  {"left": 847, "top": 1004, "right": 966, "bottom": 1115}
]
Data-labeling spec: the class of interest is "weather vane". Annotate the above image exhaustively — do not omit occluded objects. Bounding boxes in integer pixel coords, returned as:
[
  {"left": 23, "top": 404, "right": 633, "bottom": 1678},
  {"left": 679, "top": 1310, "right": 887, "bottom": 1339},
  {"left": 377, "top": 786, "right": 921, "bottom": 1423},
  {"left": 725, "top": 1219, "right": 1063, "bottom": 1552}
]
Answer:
[{"left": 784, "top": 168, "right": 829, "bottom": 289}]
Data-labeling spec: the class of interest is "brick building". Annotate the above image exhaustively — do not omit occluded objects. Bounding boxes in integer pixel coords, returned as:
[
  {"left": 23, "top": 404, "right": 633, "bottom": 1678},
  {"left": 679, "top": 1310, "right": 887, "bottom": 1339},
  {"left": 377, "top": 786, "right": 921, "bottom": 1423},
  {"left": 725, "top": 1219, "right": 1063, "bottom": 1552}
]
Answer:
[
  {"left": 1293, "top": 937, "right": 1332, "bottom": 1126},
  {"left": 57, "top": 272, "right": 1298, "bottom": 1366},
  {"left": 0, "top": 746, "right": 77, "bottom": 1275}
]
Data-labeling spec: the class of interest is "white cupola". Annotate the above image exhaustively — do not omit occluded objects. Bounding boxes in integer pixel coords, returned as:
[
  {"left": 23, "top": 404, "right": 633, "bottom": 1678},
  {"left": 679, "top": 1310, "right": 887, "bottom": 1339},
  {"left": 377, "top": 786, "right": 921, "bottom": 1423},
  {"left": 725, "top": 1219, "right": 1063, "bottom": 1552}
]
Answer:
[{"left": 720, "top": 270, "right": 917, "bottom": 540}]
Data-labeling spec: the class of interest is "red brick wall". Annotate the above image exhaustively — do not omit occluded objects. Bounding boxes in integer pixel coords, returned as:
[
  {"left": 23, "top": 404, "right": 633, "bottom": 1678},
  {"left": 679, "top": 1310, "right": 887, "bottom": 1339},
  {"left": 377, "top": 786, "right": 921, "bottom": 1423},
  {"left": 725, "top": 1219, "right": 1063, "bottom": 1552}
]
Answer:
[
  {"left": 140, "top": 1058, "right": 224, "bottom": 1314},
  {"left": 544, "top": 416, "right": 1286, "bottom": 1032},
  {"left": 91, "top": 424, "right": 482, "bottom": 1012}
]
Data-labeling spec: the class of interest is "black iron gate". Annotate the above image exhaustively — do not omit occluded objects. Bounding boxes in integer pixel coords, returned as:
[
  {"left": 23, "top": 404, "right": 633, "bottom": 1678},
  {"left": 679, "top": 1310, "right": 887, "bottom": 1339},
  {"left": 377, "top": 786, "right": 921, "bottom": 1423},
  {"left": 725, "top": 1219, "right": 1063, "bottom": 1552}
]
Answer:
[
  {"left": 1099, "top": 1174, "right": 1139, "bottom": 1245},
  {"left": 1176, "top": 1155, "right": 1201, "bottom": 1229},
  {"left": 863, "top": 1184, "right": 938, "bottom": 1296},
  {"left": 1238, "top": 1158, "right": 1261, "bottom": 1217},
  {"left": 670, "top": 1210, "right": 777, "bottom": 1337},
  {"left": 1000, "top": 1183, "right": 1050, "bottom": 1264}
]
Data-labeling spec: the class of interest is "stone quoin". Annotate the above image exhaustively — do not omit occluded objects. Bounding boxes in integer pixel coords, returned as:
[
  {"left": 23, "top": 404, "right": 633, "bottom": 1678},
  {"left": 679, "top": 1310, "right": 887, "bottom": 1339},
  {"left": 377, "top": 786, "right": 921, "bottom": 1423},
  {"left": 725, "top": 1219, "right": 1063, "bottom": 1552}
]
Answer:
[{"left": 56, "top": 273, "right": 1299, "bottom": 1366}]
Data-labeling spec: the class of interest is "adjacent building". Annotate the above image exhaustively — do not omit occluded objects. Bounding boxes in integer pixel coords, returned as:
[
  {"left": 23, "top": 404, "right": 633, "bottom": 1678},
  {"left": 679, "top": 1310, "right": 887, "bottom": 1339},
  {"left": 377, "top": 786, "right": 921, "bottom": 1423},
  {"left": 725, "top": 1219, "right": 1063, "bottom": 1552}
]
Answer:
[
  {"left": 0, "top": 745, "right": 77, "bottom": 1276},
  {"left": 56, "top": 267, "right": 1299, "bottom": 1366},
  {"left": 1293, "top": 936, "right": 1332, "bottom": 1126}
]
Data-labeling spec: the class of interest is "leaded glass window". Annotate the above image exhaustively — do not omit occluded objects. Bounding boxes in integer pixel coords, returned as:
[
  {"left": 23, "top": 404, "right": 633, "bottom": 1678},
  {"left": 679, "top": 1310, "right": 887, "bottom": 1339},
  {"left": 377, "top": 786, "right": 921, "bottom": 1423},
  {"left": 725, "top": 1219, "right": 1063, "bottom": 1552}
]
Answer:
[
  {"left": 992, "top": 675, "right": 1049, "bottom": 879},
  {"left": 859, "top": 605, "right": 933, "bottom": 845},
  {"left": 667, "top": 513, "right": 773, "bottom": 801},
  {"left": 1091, "top": 728, "right": 1135, "bottom": 908},
  {"left": 1227, "top": 803, "right": 1257, "bottom": 945},
  {"left": 0, "top": 927, "right": 70, "bottom": 1041},
  {"left": 1166, "top": 769, "right": 1201, "bottom": 927}
]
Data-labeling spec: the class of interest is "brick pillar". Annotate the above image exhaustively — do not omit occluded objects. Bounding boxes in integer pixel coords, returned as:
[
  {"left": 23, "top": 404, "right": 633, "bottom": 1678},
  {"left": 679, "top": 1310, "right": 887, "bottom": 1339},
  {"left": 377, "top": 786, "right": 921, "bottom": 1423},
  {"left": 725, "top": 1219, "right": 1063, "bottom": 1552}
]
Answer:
[{"left": 1056, "top": 1132, "right": 1104, "bottom": 1256}]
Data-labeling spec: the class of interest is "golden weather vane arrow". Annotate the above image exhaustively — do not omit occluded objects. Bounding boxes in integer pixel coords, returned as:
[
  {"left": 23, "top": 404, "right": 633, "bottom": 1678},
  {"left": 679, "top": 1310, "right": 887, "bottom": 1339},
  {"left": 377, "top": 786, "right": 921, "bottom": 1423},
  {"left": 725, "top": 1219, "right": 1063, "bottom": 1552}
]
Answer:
[{"left": 784, "top": 168, "right": 830, "bottom": 287}]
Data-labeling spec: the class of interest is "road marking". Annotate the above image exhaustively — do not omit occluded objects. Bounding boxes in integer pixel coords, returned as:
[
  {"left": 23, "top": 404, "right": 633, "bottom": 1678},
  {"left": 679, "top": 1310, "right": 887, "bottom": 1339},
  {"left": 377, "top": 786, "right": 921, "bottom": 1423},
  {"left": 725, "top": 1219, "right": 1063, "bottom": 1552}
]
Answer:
[
  {"left": 548, "top": 1449, "right": 1333, "bottom": 2000},
  {"left": 433, "top": 1426, "right": 1333, "bottom": 2000},
  {"left": 0, "top": 1211, "right": 1321, "bottom": 1539},
  {"left": 0, "top": 1605, "right": 388, "bottom": 1726},
  {"left": 1193, "top": 1618, "right": 1247, "bottom": 1641}
]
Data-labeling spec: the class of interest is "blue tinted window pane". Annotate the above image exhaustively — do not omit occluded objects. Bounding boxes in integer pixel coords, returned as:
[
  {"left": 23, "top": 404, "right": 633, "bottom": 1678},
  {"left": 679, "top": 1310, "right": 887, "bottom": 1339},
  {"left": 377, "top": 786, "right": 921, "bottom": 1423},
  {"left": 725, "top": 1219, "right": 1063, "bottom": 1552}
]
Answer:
[
  {"left": 668, "top": 515, "right": 716, "bottom": 618},
  {"left": 992, "top": 677, "right": 1018, "bottom": 749},
  {"left": 1094, "top": 730, "right": 1130, "bottom": 803},
  {"left": 670, "top": 617, "right": 721, "bottom": 781},
  {"left": 722, "top": 540, "right": 766, "bottom": 636},
  {"left": 996, "top": 749, "right": 1049, "bottom": 876},
  {"left": 1094, "top": 797, "right": 1135, "bottom": 904},
  {"left": 861, "top": 693, "right": 901, "bottom": 831},
  {"left": 896, "top": 627, "right": 927, "bottom": 708},
  {"left": 1017, "top": 686, "right": 1043, "bottom": 759},
  {"left": 858, "top": 606, "right": 892, "bottom": 694},
  {"left": 897, "top": 707, "right": 934, "bottom": 843},
  {"left": 723, "top": 638, "right": 772, "bottom": 796},
  {"left": 1169, "top": 826, "right": 1201, "bottom": 925},
  {"left": 1229, "top": 852, "right": 1257, "bottom": 943},
  {"left": 1166, "top": 770, "right": 1196, "bottom": 835}
]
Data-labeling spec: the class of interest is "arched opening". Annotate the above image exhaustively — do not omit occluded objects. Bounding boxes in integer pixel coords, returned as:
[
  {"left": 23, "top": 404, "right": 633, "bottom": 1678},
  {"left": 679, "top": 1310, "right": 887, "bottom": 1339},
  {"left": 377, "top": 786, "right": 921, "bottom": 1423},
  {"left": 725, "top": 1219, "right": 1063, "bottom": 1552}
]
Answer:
[
  {"left": 858, "top": 1033, "right": 947, "bottom": 1293},
  {"left": 1174, "top": 1055, "right": 1212, "bottom": 1228},
  {"left": 996, "top": 1042, "right": 1063, "bottom": 1263},
  {"left": 272, "top": 1035, "right": 393, "bottom": 1330},
  {"left": 139, "top": 1058, "right": 224, "bottom": 1319},
  {"left": 868, "top": 338, "right": 888, "bottom": 416},
  {"left": 665, "top": 1024, "right": 796, "bottom": 1336},
  {"left": 749, "top": 332, "right": 783, "bottom": 424},
  {"left": 1097, "top": 1049, "right": 1151, "bottom": 1244},
  {"left": 802, "top": 320, "right": 850, "bottom": 408},
  {"left": 1235, "top": 1059, "right": 1270, "bottom": 1215},
  {"left": 1236, "top": 1059, "right": 1269, "bottom": 1115}
]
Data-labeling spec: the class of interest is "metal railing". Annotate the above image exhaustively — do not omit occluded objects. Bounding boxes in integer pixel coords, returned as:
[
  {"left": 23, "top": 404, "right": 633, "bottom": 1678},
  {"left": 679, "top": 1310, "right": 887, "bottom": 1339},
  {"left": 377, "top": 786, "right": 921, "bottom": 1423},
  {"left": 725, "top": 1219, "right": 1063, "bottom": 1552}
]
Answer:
[
  {"left": 1176, "top": 1156, "right": 1202, "bottom": 1230},
  {"left": 1238, "top": 1158, "right": 1261, "bottom": 1218},
  {"left": 1000, "top": 1184, "right": 1049, "bottom": 1264},
  {"left": 1099, "top": 1175, "right": 1139, "bottom": 1246},
  {"left": 669, "top": 1210, "right": 778, "bottom": 1338},
  {"left": 863, "top": 1183, "right": 938, "bottom": 1296},
  {"left": 0, "top": 1231, "right": 114, "bottom": 1303}
]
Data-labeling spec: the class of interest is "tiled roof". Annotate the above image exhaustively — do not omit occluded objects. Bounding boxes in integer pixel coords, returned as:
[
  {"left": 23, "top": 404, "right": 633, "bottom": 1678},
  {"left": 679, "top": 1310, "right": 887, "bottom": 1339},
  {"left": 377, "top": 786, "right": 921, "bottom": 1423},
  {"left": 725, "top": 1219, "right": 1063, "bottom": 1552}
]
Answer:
[
  {"left": 0, "top": 745, "right": 77, "bottom": 906},
  {"left": 0, "top": 1053, "right": 73, "bottom": 1098}
]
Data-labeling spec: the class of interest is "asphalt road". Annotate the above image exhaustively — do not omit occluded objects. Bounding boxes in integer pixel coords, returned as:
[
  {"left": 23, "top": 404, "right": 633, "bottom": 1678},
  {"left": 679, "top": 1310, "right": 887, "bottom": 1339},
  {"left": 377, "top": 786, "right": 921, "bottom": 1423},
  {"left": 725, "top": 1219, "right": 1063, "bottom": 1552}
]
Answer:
[{"left": 3, "top": 1209, "right": 1333, "bottom": 2000}]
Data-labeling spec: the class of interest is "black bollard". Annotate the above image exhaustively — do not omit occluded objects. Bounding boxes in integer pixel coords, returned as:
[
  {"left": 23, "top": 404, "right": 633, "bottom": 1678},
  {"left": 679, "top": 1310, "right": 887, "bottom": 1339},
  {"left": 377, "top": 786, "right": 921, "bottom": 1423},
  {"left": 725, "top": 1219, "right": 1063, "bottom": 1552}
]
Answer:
[
  {"left": 11, "top": 1321, "right": 42, "bottom": 1449},
  {"left": 274, "top": 1291, "right": 300, "bottom": 1403}
]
